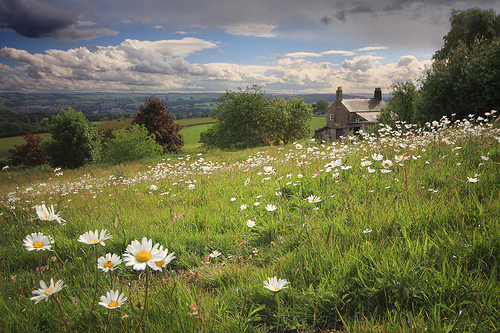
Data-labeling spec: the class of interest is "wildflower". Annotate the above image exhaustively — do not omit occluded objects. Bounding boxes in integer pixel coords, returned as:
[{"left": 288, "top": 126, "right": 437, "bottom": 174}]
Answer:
[
  {"left": 263, "top": 166, "right": 275, "bottom": 175},
  {"left": 306, "top": 195, "right": 322, "bottom": 203},
  {"left": 362, "top": 228, "right": 373, "bottom": 234},
  {"left": 467, "top": 177, "right": 479, "bottom": 183},
  {"left": 380, "top": 169, "right": 392, "bottom": 174},
  {"left": 78, "top": 230, "right": 112, "bottom": 246},
  {"left": 372, "top": 153, "right": 383, "bottom": 161},
  {"left": 240, "top": 204, "right": 248, "bottom": 211},
  {"left": 361, "top": 160, "right": 372, "bottom": 167},
  {"left": 123, "top": 238, "right": 163, "bottom": 271},
  {"left": 149, "top": 185, "right": 158, "bottom": 191},
  {"left": 23, "top": 232, "right": 54, "bottom": 251},
  {"left": 209, "top": 250, "right": 221, "bottom": 258},
  {"left": 263, "top": 277, "right": 290, "bottom": 292},
  {"left": 246, "top": 220, "right": 256, "bottom": 228},
  {"left": 31, "top": 278, "right": 64, "bottom": 304},
  {"left": 382, "top": 160, "right": 393, "bottom": 169},
  {"left": 98, "top": 290, "right": 127, "bottom": 309},
  {"left": 265, "top": 204, "right": 277, "bottom": 212},
  {"left": 253, "top": 202, "right": 261, "bottom": 206},
  {"left": 297, "top": 174, "right": 303, "bottom": 178},
  {"left": 295, "top": 143, "right": 303, "bottom": 149},
  {"left": 244, "top": 178, "right": 250, "bottom": 186},
  {"left": 152, "top": 246, "right": 176, "bottom": 271},
  {"left": 367, "top": 167, "right": 376, "bottom": 173},
  {"left": 481, "top": 156, "right": 489, "bottom": 161},
  {"left": 34, "top": 204, "right": 65, "bottom": 224},
  {"left": 2, "top": 165, "right": 8, "bottom": 170},
  {"left": 230, "top": 197, "right": 237, "bottom": 202},
  {"left": 340, "top": 165, "right": 352, "bottom": 170},
  {"left": 188, "top": 184, "right": 195, "bottom": 190},
  {"left": 98, "top": 253, "right": 122, "bottom": 272}
]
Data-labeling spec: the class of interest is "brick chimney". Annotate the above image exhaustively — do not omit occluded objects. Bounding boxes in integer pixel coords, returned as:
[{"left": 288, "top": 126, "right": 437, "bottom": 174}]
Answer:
[
  {"left": 336, "top": 87, "right": 343, "bottom": 102},
  {"left": 374, "top": 87, "right": 382, "bottom": 101}
]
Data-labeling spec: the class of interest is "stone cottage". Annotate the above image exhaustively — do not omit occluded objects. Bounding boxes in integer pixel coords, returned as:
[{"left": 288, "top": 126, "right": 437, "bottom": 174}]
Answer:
[{"left": 314, "top": 87, "right": 386, "bottom": 141}]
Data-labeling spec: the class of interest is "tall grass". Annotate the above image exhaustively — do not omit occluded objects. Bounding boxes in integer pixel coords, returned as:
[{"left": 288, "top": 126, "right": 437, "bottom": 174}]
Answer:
[{"left": 1, "top": 114, "right": 499, "bottom": 332}]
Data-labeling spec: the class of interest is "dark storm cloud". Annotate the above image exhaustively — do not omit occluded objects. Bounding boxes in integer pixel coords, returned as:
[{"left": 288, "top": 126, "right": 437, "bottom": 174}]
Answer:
[{"left": 0, "top": 0, "right": 117, "bottom": 41}]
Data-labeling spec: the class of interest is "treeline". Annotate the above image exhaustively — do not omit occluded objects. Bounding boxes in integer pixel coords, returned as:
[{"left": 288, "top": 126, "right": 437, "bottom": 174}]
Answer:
[{"left": 0, "top": 109, "right": 52, "bottom": 138}]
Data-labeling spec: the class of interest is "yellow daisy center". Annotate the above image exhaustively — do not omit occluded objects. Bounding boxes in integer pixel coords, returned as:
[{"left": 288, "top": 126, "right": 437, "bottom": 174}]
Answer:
[
  {"left": 108, "top": 301, "right": 119, "bottom": 308},
  {"left": 44, "top": 288, "right": 51, "bottom": 295},
  {"left": 274, "top": 287, "right": 280, "bottom": 291},
  {"left": 155, "top": 259, "right": 165, "bottom": 267},
  {"left": 104, "top": 261, "right": 114, "bottom": 268},
  {"left": 136, "top": 251, "right": 152, "bottom": 262},
  {"left": 33, "top": 241, "right": 44, "bottom": 248},
  {"left": 91, "top": 238, "right": 100, "bottom": 242}
]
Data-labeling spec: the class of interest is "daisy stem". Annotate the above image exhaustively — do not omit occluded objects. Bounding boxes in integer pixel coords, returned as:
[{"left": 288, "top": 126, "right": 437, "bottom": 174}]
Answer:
[
  {"left": 52, "top": 294, "right": 73, "bottom": 333},
  {"left": 53, "top": 244, "right": 78, "bottom": 288},
  {"left": 137, "top": 266, "right": 149, "bottom": 332},
  {"left": 276, "top": 293, "right": 282, "bottom": 333},
  {"left": 110, "top": 270, "right": 114, "bottom": 290},
  {"left": 85, "top": 246, "right": 99, "bottom": 333}
]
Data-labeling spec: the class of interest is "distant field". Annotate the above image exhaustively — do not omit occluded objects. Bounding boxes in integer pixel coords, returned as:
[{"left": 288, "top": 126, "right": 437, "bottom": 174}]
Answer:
[{"left": 0, "top": 116, "right": 326, "bottom": 159}]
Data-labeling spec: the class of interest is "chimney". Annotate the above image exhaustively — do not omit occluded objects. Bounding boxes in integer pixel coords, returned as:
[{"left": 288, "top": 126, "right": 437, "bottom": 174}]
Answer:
[
  {"left": 374, "top": 87, "right": 382, "bottom": 101},
  {"left": 336, "top": 87, "right": 343, "bottom": 102}
]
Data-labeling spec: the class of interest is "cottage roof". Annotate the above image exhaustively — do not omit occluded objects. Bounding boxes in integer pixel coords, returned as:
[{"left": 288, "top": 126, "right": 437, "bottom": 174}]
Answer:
[
  {"left": 351, "top": 111, "right": 380, "bottom": 123},
  {"left": 341, "top": 98, "right": 386, "bottom": 113}
]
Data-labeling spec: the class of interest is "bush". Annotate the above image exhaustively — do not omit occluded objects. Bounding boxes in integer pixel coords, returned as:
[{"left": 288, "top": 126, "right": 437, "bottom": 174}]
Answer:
[
  {"left": 8, "top": 132, "right": 48, "bottom": 167},
  {"left": 102, "top": 124, "right": 163, "bottom": 164},
  {"left": 45, "top": 108, "right": 101, "bottom": 169}
]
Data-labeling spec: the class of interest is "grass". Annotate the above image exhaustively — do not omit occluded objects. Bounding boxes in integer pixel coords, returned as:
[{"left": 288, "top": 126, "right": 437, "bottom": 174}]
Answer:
[{"left": 1, "top": 114, "right": 499, "bottom": 332}]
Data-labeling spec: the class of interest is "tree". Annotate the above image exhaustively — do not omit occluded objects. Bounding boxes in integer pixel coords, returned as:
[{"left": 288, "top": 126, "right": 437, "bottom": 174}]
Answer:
[
  {"left": 378, "top": 80, "right": 421, "bottom": 126},
  {"left": 9, "top": 131, "right": 48, "bottom": 167},
  {"left": 312, "top": 100, "right": 329, "bottom": 114},
  {"left": 132, "top": 98, "right": 184, "bottom": 153},
  {"left": 200, "top": 85, "right": 269, "bottom": 149},
  {"left": 434, "top": 8, "right": 500, "bottom": 60},
  {"left": 200, "top": 85, "right": 313, "bottom": 149},
  {"left": 45, "top": 108, "right": 101, "bottom": 169},
  {"left": 95, "top": 117, "right": 133, "bottom": 145},
  {"left": 102, "top": 124, "right": 163, "bottom": 164}
]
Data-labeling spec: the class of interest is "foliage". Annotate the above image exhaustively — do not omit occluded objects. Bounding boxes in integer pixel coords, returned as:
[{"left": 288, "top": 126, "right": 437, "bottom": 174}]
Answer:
[
  {"left": 201, "top": 85, "right": 312, "bottom": 149},
  {"left": 420, "top": 40, "right": 500, "bottom": 122},
  {"left": 95, "top": 117, "right": 133, "bottom": 144},
  {"left": 378, "top": 80, "right": 421, "bottom": 126},
  {"left": 0, "top": 109, "right": 51, "bottom": 138},
  {"left": 102, "top": 124, "right": 163, "bottom": 164},
  {"left": 132, "top": 98, "right": 184, "bottom": 153},
  {"left": 45, "top": 108, "right": 101, "bottom": 169},
  {"left": 434, "top": 8, "right": 500, "bottom": 60},
  {"left": 8, "top": 131, "right": 48, "bottom": 167},
  {"left": 312, "top": 100, "right": 329, "bottom": 114}
]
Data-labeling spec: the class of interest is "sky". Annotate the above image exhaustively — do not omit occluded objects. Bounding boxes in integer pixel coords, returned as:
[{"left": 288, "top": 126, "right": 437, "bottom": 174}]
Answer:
[{"left": 0, "top": 0, "right": 499, "bottom": 95}]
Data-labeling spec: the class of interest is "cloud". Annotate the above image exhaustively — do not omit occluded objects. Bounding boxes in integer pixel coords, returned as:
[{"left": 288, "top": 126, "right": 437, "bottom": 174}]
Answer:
[
  {"left": 356, "top": 46, "right": 388, "bottom": 52},
  {"left": 285, "top": 52, "right": 322, "bottom": 58},
  {"left": 322, "top": 50, "right": 357, "bottom": 56},
  {"left": 0, "top": 0, "right": 117, "bottom": 41},
  {"left": 222, "top": 23, "right": 277, "bottom": 37}
]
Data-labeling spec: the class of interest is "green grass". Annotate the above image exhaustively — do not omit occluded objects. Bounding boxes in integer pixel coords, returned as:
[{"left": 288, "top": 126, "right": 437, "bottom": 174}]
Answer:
[{"left": 1, "top": 115, "right": 499, "bottom": 332}]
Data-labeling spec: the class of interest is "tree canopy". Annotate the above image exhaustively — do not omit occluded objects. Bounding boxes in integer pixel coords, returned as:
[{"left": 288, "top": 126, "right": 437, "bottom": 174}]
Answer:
[{"left": 132, "top": 98, "right": 184, "bottom": 153}]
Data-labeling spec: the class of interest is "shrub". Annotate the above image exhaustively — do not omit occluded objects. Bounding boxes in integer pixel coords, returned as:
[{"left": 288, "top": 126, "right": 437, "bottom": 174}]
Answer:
[
  {"left": 8, "top": 132, "right": 48, "bottom": 167},
  {"left": 102, "top": 124, "right": 163, "bottom": 164}
]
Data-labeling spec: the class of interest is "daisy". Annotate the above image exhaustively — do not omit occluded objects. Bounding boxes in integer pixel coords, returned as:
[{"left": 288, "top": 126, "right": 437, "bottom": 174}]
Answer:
[
  {"left": 467, "top": 177, "right": 479, "bottom": 183},
  {"left": 152, "top": 246, "right": 176, "bottom": 271},
  {"left": 380, "top": 169, "right": 392, "bottom": 174},
  {"left": 362, "top": 228, "right": 373, "bottom": 234},
  {"left": 382, "top": 160, "right": 393, "bottom": 169},
  {"left": 209, "top": 250, "right": 222, "bottom": 258},
  {"left": 306, "top": 195, "right": 322, "bottom": 203},
  {"left": 78, "top": 230, "right": 112, "bottom": 246},
  {"left": 361, "top": 160, "right": 373, "bottom": 167},
  {"left": 23, "top": 232, "right": 54, "bottom": 251},
  {"left": 31, "top": 278, "right": 65, "bottom": 304},
  {"left": 263, "top": 277, "right": 290, "bottom": 292},
  {"left": 372, "top": 153, "right": 383, "bottom": 161},
  {"left": 123, "top": 238, "right": 163, "bottom": 271},
  {"left": 263, "top": 166, "right": 275, "bottom": 175},
  {"left": 188, "top": 184, "right": 195, "bottom": 190},
  {"left": 254, "top": 202, "right": 261, "bottom": 206},
  {"left": 98, "top": 290, "right": 127, "bottom": 309},
  {"left": 367, "top": 167, "right": 376, "bottom": 173},
  {"left": 246, "top": 220, "right": 256, "bottom": 228},
  {"left": 265, "top": 204, "right": 277, "bottom": 212},
  {"left": 98, "top": 253, "right": 122, "bottom": 272},
  {"left": 295, "top": 143, "right": 303, "bottom": 149},
  {"left": 34, "top": 204, "right": 65, "bottom": 224},
  {"left": 240, "top": 204, "right": 248, "bottom": 211}
]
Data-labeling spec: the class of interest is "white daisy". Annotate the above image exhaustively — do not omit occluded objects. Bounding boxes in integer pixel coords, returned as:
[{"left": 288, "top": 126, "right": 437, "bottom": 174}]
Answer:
[
  {"left": 98, "top": 290, "right": 127, "bottom": 309},
  {"left": 263, "top": 166, "right": 275, "bottom": 175},
  {"left": 209, "top": 250, "right": 222, "bottom": 258},
  {"left": 97, "top": 253, "right": 122, "bottom": 272},
  {"left": 265, "top": 204, "right": 277, "bottom": 212},
  {"left": 246, "top": 220, "right": 256, "bottom": 228},
  {"left": 306, "top": 195, "right": 322, "bottom": 203},
  {"left": 31, "top": 278, "right": 65, "bottom": 304},
  {"left": 123, "top": 238, "right": 163, "bottom": 271},
  {"left": 240, "top": 204, "right": 248, "bottom": 211},
  {"left": 263, "top": 277, "right": 290, "bottom": 292},
  {"left": 23, "top": 232, "right": 54, "bottom": 251},
  {"left": 34, "top": 204, "right": 65, "bottom": 224},
  {"left": 152, "top": 245, "right": 176, "bottom": 271},
  {"left": 382, "top": 160, "right": 393, "bottom": 169},
  {"left": 78, "top": 230, "right": 112, "bottom": 246}
]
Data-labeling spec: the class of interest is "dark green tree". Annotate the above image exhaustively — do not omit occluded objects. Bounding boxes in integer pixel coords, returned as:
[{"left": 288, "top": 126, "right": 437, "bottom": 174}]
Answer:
[
  {"left": 265, "top": 97, "right": 312, "bottom": 145},
  {"left": 132, "top": 98, "right": 184, "bottom": 153},
  {"left": 378, "top": 80, "right": 421, "bottom": 126},
  {"left": 45, "top": 108, "right": 101, "bottom": 169},
  {"left": 434, "top": 8, "right": 500, "bottom": 60},
  {"left": 312, "top": 100, "right": 329, "bottom": 114}
]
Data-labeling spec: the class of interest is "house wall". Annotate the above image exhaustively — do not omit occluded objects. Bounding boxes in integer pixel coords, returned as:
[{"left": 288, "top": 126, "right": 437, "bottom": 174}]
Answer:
[{"left": 326, "top": 102, "right": 349, "bottom": 128}]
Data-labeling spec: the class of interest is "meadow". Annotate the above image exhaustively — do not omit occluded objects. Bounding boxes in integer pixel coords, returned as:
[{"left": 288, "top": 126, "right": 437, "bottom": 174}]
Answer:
[{"left": 1, "top": 114, "right": 499, "bottom": 332}]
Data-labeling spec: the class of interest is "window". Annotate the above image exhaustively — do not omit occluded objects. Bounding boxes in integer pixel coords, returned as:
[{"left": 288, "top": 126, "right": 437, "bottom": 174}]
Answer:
[{"left": 329, "top": 114, "right": 334, "bottom": 121}]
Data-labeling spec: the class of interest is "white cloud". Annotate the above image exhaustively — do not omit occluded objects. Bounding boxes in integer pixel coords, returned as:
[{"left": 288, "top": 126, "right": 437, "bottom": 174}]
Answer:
[
  {"left": 285, "top": 52, "right": 322, "bottom": 58},
  {"left": 222, "top": 23, "right": 277, "bottom": 37},
  {"left": 356, "top": 46, "right": 388, "bottom": 52},
  {"left": 322, "top": 50, "right": 357, "bottom": 56}
]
